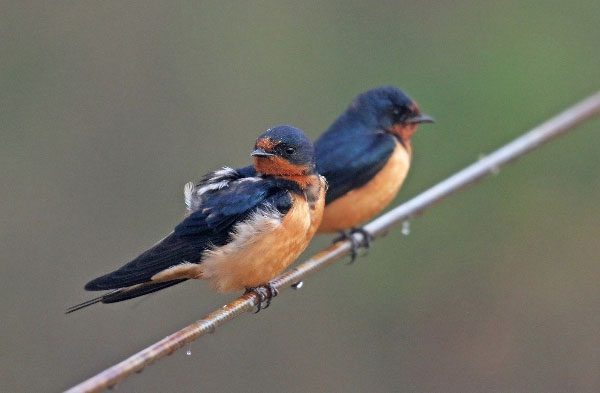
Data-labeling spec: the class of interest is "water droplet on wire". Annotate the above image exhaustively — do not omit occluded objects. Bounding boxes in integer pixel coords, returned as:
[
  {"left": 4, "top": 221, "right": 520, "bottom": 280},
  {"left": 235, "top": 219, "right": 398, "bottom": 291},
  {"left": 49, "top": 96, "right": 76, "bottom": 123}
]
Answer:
[
  {"left": 401, "top": 220, "right": 411, "bottom": 236},
  {"left": 291, "top": 281, "right": 304, "bottom": 290},
  {"left": 186, "top": 343, "right": 192, "bottom": 356},
  {"left": 478, "top": 153, "right": 500, "bottom": 175}
]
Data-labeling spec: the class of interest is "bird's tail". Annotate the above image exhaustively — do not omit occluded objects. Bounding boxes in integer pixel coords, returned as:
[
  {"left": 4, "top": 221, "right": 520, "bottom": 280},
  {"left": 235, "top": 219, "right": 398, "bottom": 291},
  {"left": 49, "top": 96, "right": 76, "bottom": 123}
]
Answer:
[
  {"left": 65, "top": 279, "right": 187, "bottom": 314},
  {"left": 65, "top": 290, "right": 120, "bottom": 314}
]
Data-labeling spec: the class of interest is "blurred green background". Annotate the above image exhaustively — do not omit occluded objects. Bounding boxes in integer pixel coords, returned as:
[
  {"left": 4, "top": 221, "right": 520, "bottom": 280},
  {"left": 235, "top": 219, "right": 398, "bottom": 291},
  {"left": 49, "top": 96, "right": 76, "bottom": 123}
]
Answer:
[{"left": 2, "top": 1, "right": 600, "bottom": 392}]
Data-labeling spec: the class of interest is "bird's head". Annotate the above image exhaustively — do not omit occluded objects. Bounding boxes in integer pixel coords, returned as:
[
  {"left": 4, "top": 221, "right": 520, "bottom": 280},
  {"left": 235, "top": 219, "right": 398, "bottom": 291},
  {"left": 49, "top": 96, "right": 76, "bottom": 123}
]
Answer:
[
  {"left": 349, "top": 86, "right": 434, "bottom": 143},
  {"left": 252, "top": 125, "right": 316, "bottom": 178}
]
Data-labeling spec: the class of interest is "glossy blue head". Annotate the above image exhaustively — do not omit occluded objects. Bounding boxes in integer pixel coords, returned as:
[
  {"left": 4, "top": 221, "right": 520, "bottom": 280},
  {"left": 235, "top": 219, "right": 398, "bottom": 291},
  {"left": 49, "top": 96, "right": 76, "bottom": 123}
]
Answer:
[
  {"left": 252, "top": 125, "right": 316, "bottom": 176},
  {"left": 347, "top": 86, "right": 434, "bottom": 141}
]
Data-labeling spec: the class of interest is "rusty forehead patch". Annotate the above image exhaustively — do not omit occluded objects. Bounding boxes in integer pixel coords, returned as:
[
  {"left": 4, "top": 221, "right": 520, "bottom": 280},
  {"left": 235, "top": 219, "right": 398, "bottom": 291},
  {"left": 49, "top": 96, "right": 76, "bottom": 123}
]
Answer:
[
  {"left": 409, "top": 102, "right": 420, "bottom": 113},
  {"left": 256, "top": 137, "right": 280, "bottom": 150}
]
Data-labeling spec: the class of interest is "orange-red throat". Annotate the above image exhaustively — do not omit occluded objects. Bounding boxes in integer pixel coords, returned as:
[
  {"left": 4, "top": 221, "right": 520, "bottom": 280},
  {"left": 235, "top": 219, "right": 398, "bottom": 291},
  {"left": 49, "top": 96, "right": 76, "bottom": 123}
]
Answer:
[
  {"left": 388, "top": 110, "right": 434, "bottom": 151},
  {"left": 253, "top": 155, "right": 310, "bottom": 177},
  {"left": 390, "top": 123, "right": 418, "bottom": 146},
  {"left": 253, "top": 156, "right": 315, "bottom": 189}
]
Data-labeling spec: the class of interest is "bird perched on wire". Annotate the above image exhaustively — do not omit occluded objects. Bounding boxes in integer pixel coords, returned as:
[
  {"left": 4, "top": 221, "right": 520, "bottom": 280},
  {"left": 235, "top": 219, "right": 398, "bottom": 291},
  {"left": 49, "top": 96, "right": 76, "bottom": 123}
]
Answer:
[
  {"left": 313, "top": 86, "right": 433, "bottom": 254},
  {"left": 67, "top": 125, "right": 326, "bottom": 313},
  {"left": 185, "top": 87, "right": 432, "bottom": 259}
]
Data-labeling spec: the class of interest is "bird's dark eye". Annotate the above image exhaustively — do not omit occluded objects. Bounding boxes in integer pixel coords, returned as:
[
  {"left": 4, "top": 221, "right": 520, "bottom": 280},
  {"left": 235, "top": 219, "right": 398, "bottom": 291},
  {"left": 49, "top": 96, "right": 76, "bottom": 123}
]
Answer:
[
  {"left": 285, "top": 147, "right": 296, "bottom": 155},
  {"left": 392, "top": 108, "right": 400, "bottom": 115}
]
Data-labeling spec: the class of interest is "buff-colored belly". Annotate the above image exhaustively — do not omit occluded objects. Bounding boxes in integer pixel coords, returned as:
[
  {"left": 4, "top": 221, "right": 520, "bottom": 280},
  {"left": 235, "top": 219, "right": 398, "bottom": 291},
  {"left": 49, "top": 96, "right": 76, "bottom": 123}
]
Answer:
[
  {"left": 318, "top": 143, "right": 410, "bottom": 232},
  {"left": 197, "top": 194, "right": 312, "bottom": 292}
]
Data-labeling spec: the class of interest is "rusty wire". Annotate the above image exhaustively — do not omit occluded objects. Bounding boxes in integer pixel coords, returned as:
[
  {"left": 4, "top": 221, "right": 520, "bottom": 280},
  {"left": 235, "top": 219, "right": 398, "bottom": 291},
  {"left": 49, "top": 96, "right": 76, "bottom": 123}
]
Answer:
[{"left": 65, "top": 91, "right": 600, "bottom": 393}]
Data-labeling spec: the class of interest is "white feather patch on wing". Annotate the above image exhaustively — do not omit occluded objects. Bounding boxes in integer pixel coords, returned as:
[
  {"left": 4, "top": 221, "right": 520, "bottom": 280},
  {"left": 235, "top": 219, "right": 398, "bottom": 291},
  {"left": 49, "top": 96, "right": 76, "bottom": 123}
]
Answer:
[
  {"left": 184, "top": 182, "right": 195, "bottom": 210},
  {"left": 237, "top": 177, "right": 261, "bottom": 183},
  {"left": 197, "top": 177, "right": 260, "bottom": 196},
  {"left": 195, "top": 180, "right": 229, "bottom": 195},
  {"left": 184, "top": 166, "right": 262, "bottom": 212},
  {"left": 211, "top": 167, "right": 239, "bottom": 179}
]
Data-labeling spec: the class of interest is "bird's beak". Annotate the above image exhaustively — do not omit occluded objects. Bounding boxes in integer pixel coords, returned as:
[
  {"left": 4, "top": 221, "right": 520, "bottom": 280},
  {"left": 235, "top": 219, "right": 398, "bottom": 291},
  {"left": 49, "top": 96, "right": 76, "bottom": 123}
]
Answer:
[
  {"left": 406, "top": 113, "right": 435, "bottom": 124},
  {"left": 251, "top": 148, "right": 275, "bottom": 158}
]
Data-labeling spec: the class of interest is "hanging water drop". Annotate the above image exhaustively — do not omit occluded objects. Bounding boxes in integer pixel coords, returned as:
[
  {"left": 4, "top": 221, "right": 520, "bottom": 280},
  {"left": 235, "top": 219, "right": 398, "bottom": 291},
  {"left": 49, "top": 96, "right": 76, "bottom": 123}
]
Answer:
[
  {"left": 185, "top": 343, "right": 192, "bottom": 356},
  {"left": 479, "top": 153, "right": 500, "bottom": 175},
  {"left": 401, "top": 220, "right": 411, "bottom": 236},
  {"left": 291, "top": 281, "right": 304, "bottom": 290}
]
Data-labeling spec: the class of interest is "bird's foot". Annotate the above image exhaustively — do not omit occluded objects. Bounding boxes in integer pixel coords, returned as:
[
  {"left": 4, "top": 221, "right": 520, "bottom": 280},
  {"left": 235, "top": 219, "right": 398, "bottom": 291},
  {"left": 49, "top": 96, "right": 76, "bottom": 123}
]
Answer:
[
  {"left": 246, "top": 282, "right": 279, "bottom": 313},
  {"left": 333, "top": 227, "right": 373, "bottom": 264}
]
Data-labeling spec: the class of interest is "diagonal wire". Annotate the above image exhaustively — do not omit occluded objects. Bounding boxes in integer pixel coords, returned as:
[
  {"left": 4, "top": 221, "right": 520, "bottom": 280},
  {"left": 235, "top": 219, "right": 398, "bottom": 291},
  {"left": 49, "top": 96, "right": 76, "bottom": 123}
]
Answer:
[{"left": 65, "top": 91, "right": 600, "bottom": 393}]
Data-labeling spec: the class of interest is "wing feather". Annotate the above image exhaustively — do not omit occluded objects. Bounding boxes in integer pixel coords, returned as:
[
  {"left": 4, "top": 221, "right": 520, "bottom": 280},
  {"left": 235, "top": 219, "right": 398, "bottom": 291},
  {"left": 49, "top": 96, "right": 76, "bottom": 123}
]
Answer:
[{"left": 316, "top": 132, "right": 396, "bottom": 203}]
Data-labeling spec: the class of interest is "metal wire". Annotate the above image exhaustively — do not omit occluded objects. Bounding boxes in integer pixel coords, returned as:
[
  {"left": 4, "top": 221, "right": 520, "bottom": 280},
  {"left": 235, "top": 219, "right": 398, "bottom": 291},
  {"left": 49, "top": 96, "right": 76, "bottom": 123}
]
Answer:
[{"left": 65, "top": 91, "right": 600, "bottom": 393}]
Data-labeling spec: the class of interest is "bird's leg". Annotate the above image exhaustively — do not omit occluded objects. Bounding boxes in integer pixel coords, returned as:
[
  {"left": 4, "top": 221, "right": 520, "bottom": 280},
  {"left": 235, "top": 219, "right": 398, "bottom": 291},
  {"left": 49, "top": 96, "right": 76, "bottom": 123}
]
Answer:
[
  {"left": 333, "top": 230, "right": 359, "bottom": 263},
  {"left": 262, "top": 282, "right": 279, "bottom": 309},
  {"left": 245, "top": 282, "right": 279, "bottom": 313},
  {"left": 333, "top": 227, "right": 373, "bottom": 264},
  {"left": 245, "top": 286, "right": 268, "bottom": 313},
  {"left": 351, "top": 227, "right": 373, "bottom": 250}
]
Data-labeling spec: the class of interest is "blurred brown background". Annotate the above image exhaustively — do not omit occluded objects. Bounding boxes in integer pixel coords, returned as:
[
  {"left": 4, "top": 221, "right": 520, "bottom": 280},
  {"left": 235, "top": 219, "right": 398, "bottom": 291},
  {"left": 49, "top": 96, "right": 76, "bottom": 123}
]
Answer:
[{"left": 2, "top": 1, "right": 600, "bottom": 392}]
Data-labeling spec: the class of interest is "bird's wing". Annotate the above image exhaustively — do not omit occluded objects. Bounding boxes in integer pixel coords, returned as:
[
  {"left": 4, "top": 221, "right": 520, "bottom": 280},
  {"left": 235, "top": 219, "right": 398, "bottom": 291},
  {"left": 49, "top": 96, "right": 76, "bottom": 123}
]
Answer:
[
  {"left": 316, "top": 132, "right": 396, "bottom": 203},
  {"left": 85, "top": 179, "right": 292, "bottom": 291},
  {"left": 184, "top": 165, "right": 257, "bottom": 212},
  {"left": 84, "top": 233, "right": 208, "bottom": 290}
]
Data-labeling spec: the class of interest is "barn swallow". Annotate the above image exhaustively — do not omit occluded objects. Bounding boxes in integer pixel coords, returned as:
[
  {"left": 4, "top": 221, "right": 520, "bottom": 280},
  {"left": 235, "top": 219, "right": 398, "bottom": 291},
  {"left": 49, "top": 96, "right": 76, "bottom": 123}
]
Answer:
[
  {"left": 314, "top": 86, "right": 433, "bottom": 254},
  {"left": 184, "top": 87, "right": 432, "bottom": 259},
  {"left": 67, "top": 125, "right": 326, "bottom": 313}
]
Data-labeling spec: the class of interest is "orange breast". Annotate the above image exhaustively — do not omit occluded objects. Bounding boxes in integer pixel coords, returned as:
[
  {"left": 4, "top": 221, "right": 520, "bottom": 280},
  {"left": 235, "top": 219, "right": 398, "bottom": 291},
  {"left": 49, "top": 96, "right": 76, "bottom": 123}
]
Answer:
[
  {"left": 318, "top": 143, "right": 411, "bottom": 233},
  {"left": 196, "top": 193, "right": 314, "bottom": 292}
]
